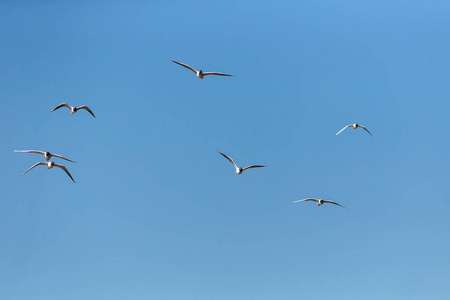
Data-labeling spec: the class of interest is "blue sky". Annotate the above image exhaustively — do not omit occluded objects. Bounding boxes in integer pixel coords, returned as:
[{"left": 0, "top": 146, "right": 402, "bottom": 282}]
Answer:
[{"left": 1, "top": 1, "right": 450, "bottom": 299}]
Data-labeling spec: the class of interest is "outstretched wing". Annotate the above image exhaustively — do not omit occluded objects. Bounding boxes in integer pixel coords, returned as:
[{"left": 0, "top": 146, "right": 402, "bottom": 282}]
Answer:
[
  {"left": 23, "top": 162, "right": 46, "bottom": 175},
  {"left": 358, "top": 125, "right": 373, "bottom": 136},
  {"left": 14, "top": 150, "right": 45, "bottom": 156},
  {"left": 203, "top": 72, "right": 233, "bottom": 77},
  {"left": 218, "top": 151, "right": 239, "bottom": 171},
  {"left": 292, "top": 198, "right": 319, "bottom": 204},
  {"left": 77, "top": 106, "right": 96, "bottom": 118},
  {"left": 54, "top": 163, "right": 76, "bottom": 183},
  {"left": 336, "top": 124, "right": 351, "bottom": 136},
  {"left": 242, "top": 165, "right": 266, "bottom": 171},
  {"left": 323, "top": 200, "right": 347, "bottom": 208},
  {"left": 52, "top": 103, "right": 71, "bottom": 112},
  {"left": 51, "top": 153, "right": 78, "bottom": 163},
  {"left": 171, "top": 60, "right": 197, "bottom": 74}
]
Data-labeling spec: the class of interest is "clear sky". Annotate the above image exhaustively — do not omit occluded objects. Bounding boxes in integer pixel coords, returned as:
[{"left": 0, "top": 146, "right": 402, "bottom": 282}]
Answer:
[{"left": 1, "top": 1, "right": 449, "bottom": 299}]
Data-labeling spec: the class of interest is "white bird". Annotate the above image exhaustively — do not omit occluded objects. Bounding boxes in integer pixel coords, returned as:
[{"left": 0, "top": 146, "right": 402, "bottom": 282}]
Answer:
[
  {"left": 292, "top": 198, "right": 346, "bottom": 208},
  {"left": 171, "top": 60, "right": 233, "bottom": 79},
  {"left": 336, "top": 123, "right": 372, "bottom": 136},
  {"left": 218, "top": 151, "right": 266, "bottom": 174},
  {"left": 52, "top": 103, "right": 96, "bottom": 118},
  {"left": 14, "top": 150, "right": 77, "bottom": 163},
  {"left": 23, "top": 161, "right": 75, "bottom": 183}
]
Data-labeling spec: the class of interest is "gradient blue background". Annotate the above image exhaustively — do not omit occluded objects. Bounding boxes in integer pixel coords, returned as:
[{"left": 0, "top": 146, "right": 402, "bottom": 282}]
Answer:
[{"left": 1, "top": 1, "right": 449, "bottom": 299}]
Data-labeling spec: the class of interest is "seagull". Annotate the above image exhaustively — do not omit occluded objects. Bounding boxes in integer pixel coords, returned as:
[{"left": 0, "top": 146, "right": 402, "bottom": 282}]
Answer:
[
  {"left": 336, "top": 123, "right": 372, "bottom": 136},
  {"left": 23, "top": 161, "right": 75, "bottom": 183},
  {"left": 292, "top": 198, "right": 346, "bottom": 208},
  {"left": 14, "top": 150, "right": 77, "bottom": 163},
  {"left": 171, "top": 60, "right": 233, "bottom": 79},
  {"left": 51, "top": 103, "right": 96, "bottom": 118},
  {"left": 218, "top": 151, "right": 266, "bottom": 174}
]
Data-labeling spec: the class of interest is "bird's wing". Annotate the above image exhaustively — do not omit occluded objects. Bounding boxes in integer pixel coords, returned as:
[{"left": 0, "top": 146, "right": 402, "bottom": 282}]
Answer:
[
  {"left": 292, "top": 198, "right": 319, "bottom": 203},
  {"left": 242, "top": 165, "right": 267, "bottom": 171},
  {"left": 23, "top": 162, "right": 46, "bottom": 175},
  {"left": 171, "top": 60, "right": 197, "bottom": 74},
  {"left": 54, "top": 163, "right": 76, "bottom": 183},
  {"left": 52, "top": 103, "right": 71, "bottom": 112},
  {"left": 77, "top": 106, "right": 96, "bottom": 118},
  {"left": 51, "top": 153, "right": 78, "bottom": 163},
  {"left": 218, "top": 151, "right": 239, "bottom": 171},
  {"left": 358, "top": 125, "right": 373, "bottom": 136},
  {"left": 14, "top": 150, "right": 45, "bottom": 155},
  {"left": 336, "top": 125, "right": 351, "bottom": 135},
  {"left": 323, "top": 200, "right": 347, "bottom": 208},
  {"left": 202, "top": 72, "right": 233, "bottom": 77}
]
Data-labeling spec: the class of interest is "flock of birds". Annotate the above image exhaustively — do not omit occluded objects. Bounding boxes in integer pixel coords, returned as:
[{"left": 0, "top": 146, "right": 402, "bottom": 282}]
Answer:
[
  {"left": 15, "top": 60, "right": 373, "bottom": 209},
  {"left": 14, "top": 102, "right": 95, "bottom": 183}
]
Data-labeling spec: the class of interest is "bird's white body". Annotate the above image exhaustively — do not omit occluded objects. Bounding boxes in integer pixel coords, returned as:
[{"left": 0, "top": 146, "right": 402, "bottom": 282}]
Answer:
[
  {"left": 44, "top": 152, "right": 51, "bottom": 161},
  {"left": 46, "top": 161, "right": 55, "bottom": 169},
  {"left": 197, "top": 70, "right": 204, "bottom": 79},
  {"left": 236, "top": 168, "right": 243, "bottom": 175}
]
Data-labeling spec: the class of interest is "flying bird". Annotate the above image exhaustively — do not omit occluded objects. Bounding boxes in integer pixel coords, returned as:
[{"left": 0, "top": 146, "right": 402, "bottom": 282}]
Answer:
[
  {"left": 171, "top": 60, "right": 233, "bottom": 79},
  {"left": 51, "top": 103, "right": 96, "bottom": 118},
  {"left": 292, "top": 198, "right": 346, "bottom": 208},
  {"left": 218, "top": 151, "right": 266, "bottom": 174},
  {"left": 14, "top": 150, "right": 77, "bottom": 163},
  {"left": 336, "top": 123, "right": 372, "bottom": 136},
  {"left": 23, "top": 161, "right": 75, "bottom": 183}
]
